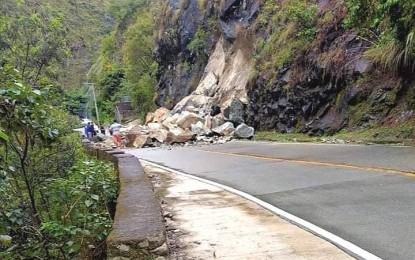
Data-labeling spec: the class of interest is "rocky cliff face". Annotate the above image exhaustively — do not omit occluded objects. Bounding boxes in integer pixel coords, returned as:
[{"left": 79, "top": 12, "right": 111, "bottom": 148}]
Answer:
[{"left": 154, "top": 0, "right": 415, "bottom": 135}]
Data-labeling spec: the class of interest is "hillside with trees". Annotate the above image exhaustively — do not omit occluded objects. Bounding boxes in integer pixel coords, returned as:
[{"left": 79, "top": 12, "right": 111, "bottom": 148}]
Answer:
[
  {"left": 89, "top": 0, "right": 157, "bottom": 122},
  {"left": 0, "top": 0, "right": 117, "bottom": 258}
]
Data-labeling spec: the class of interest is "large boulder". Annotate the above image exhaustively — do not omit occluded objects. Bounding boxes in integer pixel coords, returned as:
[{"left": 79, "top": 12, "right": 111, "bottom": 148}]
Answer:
[
  {"left": 182, "top": 105, "right": 200, "bottom": 114},
  {"left": 172, "top": 95, "right": 212, "bottom": 115},
  {"left": 153, "top": 107, "right": 171, "bottom": 123},
  {"left": 176, "top": 111, "right": 203, "bottom": 129},
  {"left": 125, "top": 125, "right": 150, "bottom": 147},
  {"left": 124, "top": 119, "right": 143, "bottom": 132},
  {"left": 191, "top": 121, "right": 206, "bottom": 136},
  {"left": 148, "top": 122, "right": 164, "bottom": 131},
  {"left": 163, "top": 113, "right": 180, "bottom": 125},
  {"left": 120, "top": 119, "right": 143, "bottom": 134},
  {"left": 235, "top": 123, "right": 255, "bottom": 139},
  {"left": 168, "top": 126, "right": 185, "bottom": 137},
  {"left": 212, "top": 114, "right": 225, "bottom": 129},
  {"left": 145, "top": 112, "right": 154, "bottom": 124},
  {"left": 125, "top": 134, "right": 137, "bottom": 147},
  {"left": 149, "top": 129, "right": 171, "bottom": 143},
  {"left": 172, "top": 129, "right": 195, "bottom": 143},
  {"left": 162, "top": 121, "right": 179, "bottom": 133},
  {"left": 133, "top": 135, "right": 152, "bottom": 148},
  {"left": 127, "top": 125, "right": 143, "bottom": 135},
  {"left": 213, "top": 122, "right": 235, "bottom": 136},
  {"left": 223, "top": 98, "right": 245, "bottom": 124}
]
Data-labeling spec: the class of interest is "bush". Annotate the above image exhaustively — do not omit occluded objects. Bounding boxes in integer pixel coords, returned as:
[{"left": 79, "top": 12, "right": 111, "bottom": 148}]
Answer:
[
  {"left": 188, "top": 29, "right": 207, "bottom": 56},
  {"left": 0, "top": 65, "right": 117, "bottom": 259}
]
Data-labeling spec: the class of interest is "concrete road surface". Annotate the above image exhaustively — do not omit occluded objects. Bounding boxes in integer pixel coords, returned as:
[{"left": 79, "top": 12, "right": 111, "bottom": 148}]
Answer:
[
  {"left": 144, "top": 164, "right": 354, "bottom": 260},
  {"left": 126, "top": 141, "right": 415, "bottom": 260}
]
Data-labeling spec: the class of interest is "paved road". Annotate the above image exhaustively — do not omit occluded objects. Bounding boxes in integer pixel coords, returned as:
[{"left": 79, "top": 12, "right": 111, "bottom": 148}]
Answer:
[{"left": 126, "top": 141, "right": 415, "bottom": 260}]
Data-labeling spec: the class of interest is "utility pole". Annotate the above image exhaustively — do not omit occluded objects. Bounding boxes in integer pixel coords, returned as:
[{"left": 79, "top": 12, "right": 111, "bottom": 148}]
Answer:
[{"left": 84, "top": 83, "right": 100, "bottom": 128}]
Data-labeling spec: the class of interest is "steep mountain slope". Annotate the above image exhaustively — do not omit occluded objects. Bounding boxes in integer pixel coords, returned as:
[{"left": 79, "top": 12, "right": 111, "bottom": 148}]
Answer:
[
  {"left": 42, "top": 0, "right": 114, "bottom": 89},
  {"left": 0, "top": 0, "right": 113, "bottom": 90},
  {"left": 154, "top": 0, "right": 415, "bottom": 137}
]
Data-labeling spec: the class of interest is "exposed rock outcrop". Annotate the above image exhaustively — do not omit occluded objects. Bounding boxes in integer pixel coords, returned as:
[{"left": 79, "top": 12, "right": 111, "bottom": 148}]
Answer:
[
  {"left": 154, "top": 0, "right": 415, "bottom": 136},
  {"left": 155, "top": 0, "right": 257, "bottom": 127}
]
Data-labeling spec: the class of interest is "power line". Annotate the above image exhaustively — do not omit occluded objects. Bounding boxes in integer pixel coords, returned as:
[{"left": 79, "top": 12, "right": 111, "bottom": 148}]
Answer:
[{"left": 83, "top": 83, "right": 100, "bottom": 128}]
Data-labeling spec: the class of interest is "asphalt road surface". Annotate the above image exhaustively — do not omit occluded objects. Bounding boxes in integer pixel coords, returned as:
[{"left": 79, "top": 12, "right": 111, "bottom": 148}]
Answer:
[{"left": 126, "top": 141, "right": 415, "bottom": 260}]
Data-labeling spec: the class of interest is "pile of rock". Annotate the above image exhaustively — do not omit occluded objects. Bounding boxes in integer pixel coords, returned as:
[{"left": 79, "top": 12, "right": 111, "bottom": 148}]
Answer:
[{"left": 125, "top": 104, "right": 255, "bottom": 148}]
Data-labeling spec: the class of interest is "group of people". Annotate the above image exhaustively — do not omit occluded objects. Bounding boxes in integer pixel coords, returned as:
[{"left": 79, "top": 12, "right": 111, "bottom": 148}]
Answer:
[
  {"left": 84, "top": 120, "right": 123, "bottom": 147},
  {"left": 84, "top": 122, "right": 97, "bottom": 138}
]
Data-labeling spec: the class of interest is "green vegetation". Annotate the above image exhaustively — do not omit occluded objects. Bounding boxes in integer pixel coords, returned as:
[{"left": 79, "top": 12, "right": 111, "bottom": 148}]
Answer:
[
  {"left": 344, "top": 0, "right": 415, "bottom": 71},
  {"left": 1, "top": 0, "right": 113, "bottom": 90},
  {"left": 188, "top": 29, "right": 207, "bottom": 56},
  {"left": 64, "top": 89, "right": 89, "bottom": 117},
  {"left": 348, "top": 102, "right": 372, "bottom": 126},
  {"left": 108, "top": 0, "right": 148, "bottom": 20},
  {"left": 335, "top": 122, "right": 415, "bottom": 144},
  {"left": 253, "top": 0, "right": 415, "bottom": 77},
  {"left": 0, "top": 1, "right": 118, "bottom": 258},
  {"left": 255, "top": 121, "right": 415, "bottom": 145},
  {"left": 0, "top": 0, "right": 115, "bottom": 121},
  {"left": 255, "top": 0, "right": 318, "bottom": 76},
  {"left": 250, "top": 0, "right": 415, "bottom": 137},
  {"left": 90, "top": 0, "right": 157, "bottom": 122},
  {"left": 254, "top": 131, "right": 321, "bottom": 143},
  {"left": 0, "top": 3, "right": 68, "bottom": 86},
  {"left": 0, "top": 64, "right": 117, "bottom": 258}
]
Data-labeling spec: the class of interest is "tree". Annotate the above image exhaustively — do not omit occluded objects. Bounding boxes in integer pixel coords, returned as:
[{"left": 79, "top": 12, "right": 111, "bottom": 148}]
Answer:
[
  {"left": 0, "top": 63, "right": 116, "bottom": 259},
  {"left": 0, "top": 62, "right": 85, "bottom": 255},
  {"left": 0, "top": 65, "right": 60, "bottom": 226},
  {"left": 90, "top": 0, "right": 158, "bottom": 121},
  {"left": 108, "top": 0, "right": 151, "bottom": 20},
  {"left": 0, "top": 3, "right": 68, "bottom": 86},
  {"left": 0, "top": 1, "right": 117, "bottom": 258},
  {"left": 121, "top": 9, "right": 156, "bottom": 82}
]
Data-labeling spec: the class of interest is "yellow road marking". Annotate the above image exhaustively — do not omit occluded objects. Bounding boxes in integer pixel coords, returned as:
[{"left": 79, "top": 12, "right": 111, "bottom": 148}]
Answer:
[{"left": 197, "top": 149, "right": 415, "bottom": 178}]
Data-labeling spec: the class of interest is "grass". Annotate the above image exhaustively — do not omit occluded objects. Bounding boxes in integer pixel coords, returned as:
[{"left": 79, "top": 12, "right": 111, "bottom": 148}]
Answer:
[
  {"left": 254, "top": 121, "right": 415, "bottom": 146},
  {"left": 364, "top": 30, "right": 401, "bottom": 71},
  {"left": 154, "top": 189, "right": 167, "bottom": 199},
  {"left": 348, "top": 102, "right": 372, "bottom": 126},
  {"left": 334, "top": 122, "right": 415, "bottom": 145},
  {"left": 254, "top": 0, "right": 318, "bottom": 74},
  {"left": 253, "top": 131, "right": 322, "bottom": 143}
]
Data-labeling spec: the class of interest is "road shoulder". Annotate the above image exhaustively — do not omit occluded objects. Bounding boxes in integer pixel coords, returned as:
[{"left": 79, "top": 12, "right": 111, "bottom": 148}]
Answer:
[{"left": 144, "top": 163, "right": 355, "bottom": 260}]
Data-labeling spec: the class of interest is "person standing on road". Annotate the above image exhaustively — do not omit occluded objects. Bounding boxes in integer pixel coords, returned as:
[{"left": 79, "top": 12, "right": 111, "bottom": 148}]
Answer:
[
  {"left": 109, "top": 123, "right": 113, "bottom": 136},
  {"left": 84, "top": 123, "right": 89, "bottom": 138},
  {"left": 85, "top": 122, "right": 93, "bottom": 138},
  {"left": 90, "top": 123, "right": 96, "bottom": 137},
  {"left": 109, "top": 120, "right": 122, "bottom": 147}
]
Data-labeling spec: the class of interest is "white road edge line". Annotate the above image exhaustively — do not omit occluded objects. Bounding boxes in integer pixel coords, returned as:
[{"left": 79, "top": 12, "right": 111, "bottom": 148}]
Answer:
[{"left": 141, "top": 159, "right": 383, "bottom": 260}]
